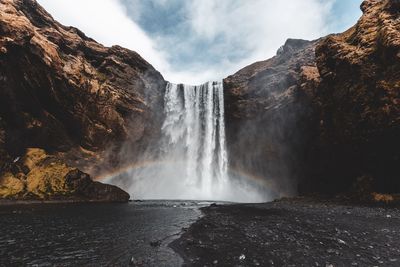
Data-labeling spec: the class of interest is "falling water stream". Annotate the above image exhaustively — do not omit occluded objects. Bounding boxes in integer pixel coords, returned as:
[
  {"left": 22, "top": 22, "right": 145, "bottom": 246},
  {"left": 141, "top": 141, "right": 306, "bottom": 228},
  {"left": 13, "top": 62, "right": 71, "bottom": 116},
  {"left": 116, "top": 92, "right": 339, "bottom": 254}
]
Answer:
[
  {"left": 107, "top": 81, "right": 270, "bottom": 202},
  {"left": 161, "top": 82, "right": 228, "bottom": 197}
]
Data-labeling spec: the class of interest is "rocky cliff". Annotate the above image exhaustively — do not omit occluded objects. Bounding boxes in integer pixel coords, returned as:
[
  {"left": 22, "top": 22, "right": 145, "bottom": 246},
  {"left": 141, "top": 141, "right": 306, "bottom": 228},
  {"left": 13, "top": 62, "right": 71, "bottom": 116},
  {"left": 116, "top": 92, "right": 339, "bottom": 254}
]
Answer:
[
  {"left": 0, "top": 0, "right": 165, "bottom": 201},
  {"left": 309, "top": 0, "right": 400, "bottom": 194},
  {"left": 1, "top": 0, "right": 399, "bottom": 201},
  {"left": 224, "top": 39, "right": 319, "bottom": 197},
  {"left": 0, "top": 148, "right": 130, "bottom": 202},
  {"left": 225, "top": 0, "right": 400, "bottom": 196}
]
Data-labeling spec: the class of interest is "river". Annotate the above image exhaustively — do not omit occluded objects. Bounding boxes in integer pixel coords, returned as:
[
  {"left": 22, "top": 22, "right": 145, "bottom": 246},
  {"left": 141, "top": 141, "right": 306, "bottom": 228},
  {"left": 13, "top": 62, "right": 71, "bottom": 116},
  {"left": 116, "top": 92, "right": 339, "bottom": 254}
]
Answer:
[{"left": 0, "top": 201, "right": 209, "bottom": 266}]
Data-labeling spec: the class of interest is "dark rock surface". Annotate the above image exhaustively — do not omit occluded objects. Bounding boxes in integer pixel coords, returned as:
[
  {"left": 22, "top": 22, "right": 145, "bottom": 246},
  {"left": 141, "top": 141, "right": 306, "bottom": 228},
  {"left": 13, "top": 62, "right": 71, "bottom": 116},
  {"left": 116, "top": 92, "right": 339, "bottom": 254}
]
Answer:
[
  {"left": 172, "top": 198, "right": 400, "bottom": 266},
  {"left": 224, "top": 0, "right": 400, "bottom": 196},
  {"left": 1, "top": 0, "right": 399, "bottom": 201},
  {"left": 0, "top": 0, "right": 166, "bottom": 179},
  {"left": 308, "top": 0, "right": 400, "bottom": 194},
  {"left": 224, "top": 39, "right": 320, "bottom": 197},
  {"left": 0, "top": 0, "right": 166, "bottom": 201}
]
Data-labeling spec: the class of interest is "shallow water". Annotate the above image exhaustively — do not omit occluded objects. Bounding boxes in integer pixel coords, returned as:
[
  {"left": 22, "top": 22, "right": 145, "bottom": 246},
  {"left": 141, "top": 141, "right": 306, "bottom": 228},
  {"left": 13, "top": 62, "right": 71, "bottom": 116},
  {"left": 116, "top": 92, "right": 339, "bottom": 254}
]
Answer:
[{"left": 0, "top": 200, "right": 207, "bottom": 266}]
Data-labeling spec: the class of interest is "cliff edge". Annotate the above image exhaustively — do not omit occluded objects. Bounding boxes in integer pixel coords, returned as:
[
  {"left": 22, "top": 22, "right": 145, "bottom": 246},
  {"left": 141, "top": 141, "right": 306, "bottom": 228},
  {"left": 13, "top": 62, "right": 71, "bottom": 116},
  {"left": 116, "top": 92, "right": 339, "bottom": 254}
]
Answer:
[
  {"left": 0, "top": 0, "right": 166, "bottom": 201},
  {"left": 224, "top": 0, "right": 400, "bottom": 197}
]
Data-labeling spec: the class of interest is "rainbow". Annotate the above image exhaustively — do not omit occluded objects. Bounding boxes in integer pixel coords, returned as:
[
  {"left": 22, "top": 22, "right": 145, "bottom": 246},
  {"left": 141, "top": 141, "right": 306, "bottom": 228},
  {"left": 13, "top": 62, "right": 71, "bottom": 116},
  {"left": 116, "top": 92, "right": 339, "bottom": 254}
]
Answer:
[{"left": 96, "top": 160, "right": 292, "bottom": 199}]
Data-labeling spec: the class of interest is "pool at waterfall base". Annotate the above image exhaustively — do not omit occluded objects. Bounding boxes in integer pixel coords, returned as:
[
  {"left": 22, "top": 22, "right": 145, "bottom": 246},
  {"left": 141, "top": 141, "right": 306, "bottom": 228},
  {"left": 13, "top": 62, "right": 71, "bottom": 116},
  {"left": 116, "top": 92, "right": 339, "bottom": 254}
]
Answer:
[{"left": 0, "top": 201, "right": 208, "bottom": 266}]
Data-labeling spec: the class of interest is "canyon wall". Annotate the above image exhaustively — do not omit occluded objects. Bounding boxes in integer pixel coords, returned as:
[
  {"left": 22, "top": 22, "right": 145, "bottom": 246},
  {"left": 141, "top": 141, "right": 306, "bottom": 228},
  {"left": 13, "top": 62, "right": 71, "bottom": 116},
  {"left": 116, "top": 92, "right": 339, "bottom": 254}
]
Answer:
[
  {"left": 225, "top": 0, "right": 400, "bottom": 196},
  {"left": 309, "top": 0, "right": 400, "bottom": 194},
  {"left": 0, "top": 0, "right": 399, "bottom": 200},
  {"left": 224, "top": 39, "right": 318, "bottom": 197},
  {"left": 0, "top": 0, "right": 165, "bottom": 200}
]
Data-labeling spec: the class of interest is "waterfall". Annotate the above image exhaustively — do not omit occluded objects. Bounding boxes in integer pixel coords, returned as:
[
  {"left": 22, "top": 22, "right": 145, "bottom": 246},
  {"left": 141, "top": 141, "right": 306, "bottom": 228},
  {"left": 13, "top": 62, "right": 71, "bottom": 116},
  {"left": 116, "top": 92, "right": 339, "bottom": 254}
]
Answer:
[
  {"left": 107, "top": 81, "right": 271, "bottom": 202},
  {"left": 161, "top": 82, "right": 228, "bottom": 196}
]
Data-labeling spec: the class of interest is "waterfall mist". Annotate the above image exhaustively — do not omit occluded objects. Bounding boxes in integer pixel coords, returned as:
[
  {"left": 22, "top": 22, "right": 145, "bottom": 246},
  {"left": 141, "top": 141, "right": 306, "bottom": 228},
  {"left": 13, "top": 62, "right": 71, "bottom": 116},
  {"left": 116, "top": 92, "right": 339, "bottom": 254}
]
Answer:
[{"left": 106, "top": 81, "right": 272, "bottom": 202}]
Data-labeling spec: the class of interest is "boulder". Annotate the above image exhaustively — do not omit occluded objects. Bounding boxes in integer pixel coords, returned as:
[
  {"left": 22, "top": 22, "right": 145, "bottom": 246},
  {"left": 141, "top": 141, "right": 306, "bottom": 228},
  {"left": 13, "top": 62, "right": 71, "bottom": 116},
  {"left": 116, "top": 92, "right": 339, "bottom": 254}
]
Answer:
[{"left": 0, "top": 148, "right": 130, "bottom": 202}]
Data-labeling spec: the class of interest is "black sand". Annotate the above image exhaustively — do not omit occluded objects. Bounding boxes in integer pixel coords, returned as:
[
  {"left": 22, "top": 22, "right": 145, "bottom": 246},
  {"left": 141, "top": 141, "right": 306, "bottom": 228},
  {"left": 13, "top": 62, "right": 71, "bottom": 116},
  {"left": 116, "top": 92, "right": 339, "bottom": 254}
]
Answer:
[{"left": 171, "top": 198, "right": 400, "bottom": 266}]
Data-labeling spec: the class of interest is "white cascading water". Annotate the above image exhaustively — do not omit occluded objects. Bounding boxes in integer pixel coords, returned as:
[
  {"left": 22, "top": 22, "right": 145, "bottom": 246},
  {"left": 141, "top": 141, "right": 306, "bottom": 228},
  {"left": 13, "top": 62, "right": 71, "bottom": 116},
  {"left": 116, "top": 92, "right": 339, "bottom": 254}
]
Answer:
[
  {"left": 161, "top": 82, "right": 228, "bottom": 197},
  {"left": 106, "top": 81, "right": 271, "bottom": 202}
]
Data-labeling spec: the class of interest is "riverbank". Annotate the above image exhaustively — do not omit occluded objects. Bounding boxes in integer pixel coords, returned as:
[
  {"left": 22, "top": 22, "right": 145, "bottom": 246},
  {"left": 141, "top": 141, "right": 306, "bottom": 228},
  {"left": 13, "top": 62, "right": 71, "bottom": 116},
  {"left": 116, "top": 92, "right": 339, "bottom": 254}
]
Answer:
[{"left": 171, "top": 197, "right": 400, "bottom": 266}]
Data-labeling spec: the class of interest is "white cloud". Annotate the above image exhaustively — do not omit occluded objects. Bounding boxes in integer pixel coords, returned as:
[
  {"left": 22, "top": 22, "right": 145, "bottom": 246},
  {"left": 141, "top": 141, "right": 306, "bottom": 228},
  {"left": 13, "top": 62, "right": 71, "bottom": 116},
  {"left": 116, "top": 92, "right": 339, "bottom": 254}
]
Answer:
[
  {"left": 184, "top": 0, "right": 334, "bottom": 78},
  {"left": 37, "top": 0, "right": 335, "bottom": 85},
  {"left": 36, "top": 0, "right": 170, "bottom": 77}
]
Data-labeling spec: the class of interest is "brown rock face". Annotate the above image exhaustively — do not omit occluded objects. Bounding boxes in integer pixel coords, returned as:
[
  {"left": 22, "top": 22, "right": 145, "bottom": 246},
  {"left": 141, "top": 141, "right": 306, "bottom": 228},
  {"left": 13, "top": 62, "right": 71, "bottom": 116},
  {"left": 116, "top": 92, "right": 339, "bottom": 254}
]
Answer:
[
  {"left": 0, "top": 0, "right": 167, "bottom": 201},
  {"left": 0, "top": 0, "right": 166, "bottom": 180},
  {"left": 0, "top": 148, "right": 129, "bottom": 202},
  {"left": 308, "top": 0, "right": 400, "bottom": 194},
  {"left": 225, "top": 0, "right": 400, "bottom": 196},
  {"left": 224, "top": 39, "right": 319, "bottom": 197},
  {"left": 1, "top": 0, "right": 398, "bottom": 200}
]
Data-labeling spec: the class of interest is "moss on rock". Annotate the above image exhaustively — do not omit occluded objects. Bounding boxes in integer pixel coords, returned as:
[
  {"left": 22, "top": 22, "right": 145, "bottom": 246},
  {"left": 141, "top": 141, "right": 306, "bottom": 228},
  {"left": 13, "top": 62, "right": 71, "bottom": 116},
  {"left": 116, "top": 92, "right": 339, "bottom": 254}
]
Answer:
[{"left": 0, "top": 148, "right": 130, "bottom": 202}]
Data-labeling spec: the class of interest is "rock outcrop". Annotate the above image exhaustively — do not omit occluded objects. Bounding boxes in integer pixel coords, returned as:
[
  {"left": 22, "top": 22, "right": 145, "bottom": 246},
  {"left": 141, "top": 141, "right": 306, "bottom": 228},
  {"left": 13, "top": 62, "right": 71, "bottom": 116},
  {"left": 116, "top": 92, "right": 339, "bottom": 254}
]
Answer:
[
  {"left": 308, "top": 0, "right": 400, "bottom": 194},
  {"left": 0, "top": 0, "right": 165, "bottom": 172},
  {"left": 224, "top": 0, "right": 400, "bottom": 196},
  {"left": 1, "top": 0, "right": 399, "bottom": 200},
  {"left": 0, "top": 0, "right": 166, "bottom": 201},
  {"left": 224, "top": 39, "right": 319, "bottom": 197},
  {"left": 0, "top": 148, "right": 129, "bottom": 202}
]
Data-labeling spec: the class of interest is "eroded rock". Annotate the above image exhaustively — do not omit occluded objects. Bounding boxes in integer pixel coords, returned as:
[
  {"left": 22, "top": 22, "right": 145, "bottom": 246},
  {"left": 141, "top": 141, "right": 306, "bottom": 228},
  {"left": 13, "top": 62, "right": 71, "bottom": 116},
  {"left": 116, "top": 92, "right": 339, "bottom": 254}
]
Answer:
[
  {"left": 0, "top": 148, "right": 130, "bottom": 202},
  {"left": 0, "top": 0, "right": 165, "bottom": 179},
  {"left": 224, "top": 0, "right": 400, "bottom": 195}
]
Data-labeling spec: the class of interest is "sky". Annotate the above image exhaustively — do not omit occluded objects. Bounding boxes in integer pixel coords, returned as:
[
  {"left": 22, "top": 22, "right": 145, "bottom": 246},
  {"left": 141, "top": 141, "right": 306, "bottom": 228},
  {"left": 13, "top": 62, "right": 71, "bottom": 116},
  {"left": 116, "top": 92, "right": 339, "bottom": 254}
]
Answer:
[{"left": 37, "top": 0, "right": 363, "bottom": 84}]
